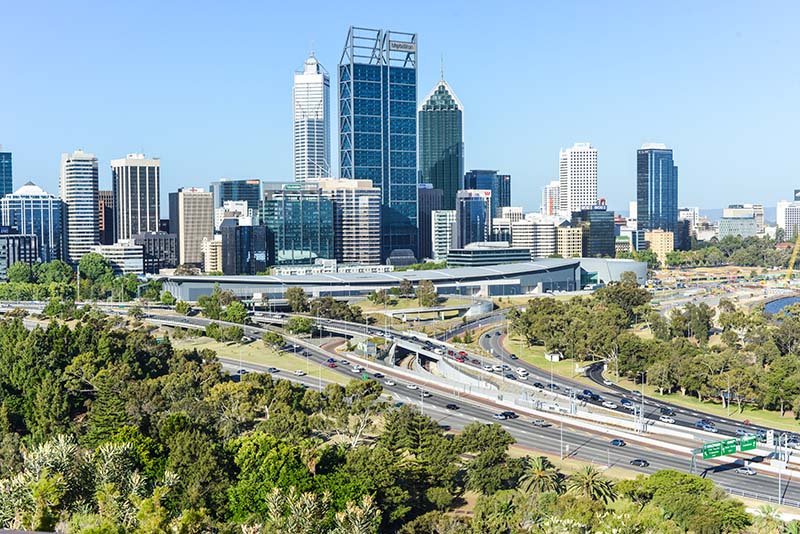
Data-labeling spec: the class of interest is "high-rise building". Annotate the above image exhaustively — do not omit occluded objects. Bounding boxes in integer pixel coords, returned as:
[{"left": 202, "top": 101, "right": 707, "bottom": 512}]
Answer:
[
  {"left": 636, "top": 144, "right": 678, "bottom": 246},
  {"left": 417, "top": 184, "right": 443, "bottom": 260},
  {"left": 559, "top": 143, "right": 597, "bottom": 216},
  {"left": 571, "top": 203, "right": 615, "bottom": 258},
  {"left": 111, "top": 153, "right": 160, "bottom": 241},
  {"left": 454, "top": 189, "right": 491, "bottom": 248},
  {"left": 294, "top": 51, "right": 330, "bottom": 182},
  {"left": 431, "top": 210, "right": 456, "bottom": 261},
  {"left": 339, "top": 27, "right": 418, "bottom": 259},
  {"left": 644, "top": 229, "right": 674, "bottom": 266},
  {"left": 260, "top": 184, "right": 334, "bottom": 265},
  {"left": 464, "top": 170, "right": 511, "bottom": 218},
  {"left": 678, "top": 207, "right": 699, "bottom": 236},
  {"left": 0, "top": 226, "right": 38, "bottom": 281},
  {"left": 98, "top": 190, "right": 114, "bottom": 245},
  {"left": 541, "top": 181, "right": 560, "bottom": 216},
  {"left": 60, "top": 149, "right": 99, "bottom": 263},
  {"left": 133, "top": 231, "right": 178, "bottom": 274},
  {"left": 776, "top": 200, "right": 800, "bottom": 239},
  {"left": 418, "top": 78, "right": 463, "bottom": 210},
  {"left": 0, "top": 182, "right": 63, "bottom": 262},
  {"left": 511, "top": 220, "right": 557, "bottom": 258},
  {"left": 557, "top": 226, "right": 583, "bottom": 258},
  {"left": 169, "top": 188, "right": 213, "bottom": 266},
  {"left": 210, "top": 178, "right": 262, "bottom": 215},
  {"left": 0, "top": 146, "right": 12, "bottom": 200},
  {"left": 221, "top": 222, "right": 273, "bottom": 275},
  {"left": 319, "top": 179, "right": 382, "bottom": 265},
  {"left": 90, "top": 239, "right": 144, "bottom": 275},
  {"left": 201, "top": 235, "right": 223, "bottom": 273}
]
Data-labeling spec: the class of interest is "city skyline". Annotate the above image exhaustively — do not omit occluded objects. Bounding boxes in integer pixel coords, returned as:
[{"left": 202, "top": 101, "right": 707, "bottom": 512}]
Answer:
[{"left": 2, "top": 2, "right": 799, "bottom": 212}]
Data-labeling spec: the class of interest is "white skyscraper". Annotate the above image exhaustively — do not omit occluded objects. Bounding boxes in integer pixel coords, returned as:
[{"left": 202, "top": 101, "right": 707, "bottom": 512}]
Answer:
[
  {"left": 111, "top": 153, "right": 160, "bottom": 241},
  {"left": 541, "top": 180, "right": 560, "bottom": 216},
  {"left": 558, "top": 143, "right": 597, "bottom": 216},
  {"left": 60, "top": 149, "right": 99, "bottom": 263},
  {"left": 293, "top": 51, "right": 330, "bottom": 182}
]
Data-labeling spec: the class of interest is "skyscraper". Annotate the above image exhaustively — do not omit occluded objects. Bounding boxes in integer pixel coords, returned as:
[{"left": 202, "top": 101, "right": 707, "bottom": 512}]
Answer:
[
  {"left": 169, "top": 188, "right": 213, "bottom": 266},
  {"left": 319, "top": 179, "right": 382, "bottom": 265},
  {"left": 0, "top": 146, "right": 11, "bottom": 200},
  {"left": 418, "top": 78, "right": 463, "bottom": 210},
  {"left": 294, "top": 51, "right": 330, "bottom": 182},
  {"left": 111, "top": 153, "right": 161, "bottom": 241},
  {"left": 541, "top": 181, "right": 560, "bottom": 216},
  {"left": 210, "top": 178, "right": 262, "bottom": 214},
  {"left": 417, "top": 183, "right": 443, "bottom": 260},
  {"left": 221, "top": 223, "right": 273, "bottom": 275},
  {"left": 571, "top": 203, "right": 615, "bottom": 258},
  {"left": 559, "top": 143, "right": 597, "bottom": 215},
  {"left": 636, "top": 143, "right": 678, "bottom": 242},
  {"left": 454, "top": 189, "right": 491, "bottom": 248},
  {"left": 464, "top": 170, "right": 511, "bottom": 218},
  {"left": 431, "top": 210, "right": 456, "bottom": 261},
  {"left": 0, "top": 182, "right": 63, "bottom": 262},
  {"left": 98, "top": 190, "right": 114, "bottom": 245},
  {"left": 60, "top": 149, "right": 99, "bottom": 263},
  {"left": 339, "top": 26, "right": 418, "bottom": 259}
]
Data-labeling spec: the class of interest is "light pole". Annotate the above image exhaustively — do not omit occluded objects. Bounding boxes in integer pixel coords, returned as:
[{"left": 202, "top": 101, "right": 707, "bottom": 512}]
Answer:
[{"left": 559, "top": 417, "right": 564, "bottom": 459}]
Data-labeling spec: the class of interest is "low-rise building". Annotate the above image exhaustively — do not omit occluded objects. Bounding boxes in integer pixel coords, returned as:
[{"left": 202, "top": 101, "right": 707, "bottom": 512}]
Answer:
[
  {"left": 557, "top": 226, "right": 583, "bottom": 258},
  {"left": 90, "top": 239, "right": 144, "bottom": 275},
  {"left": 0, "top": 226, "right": 38, "bottom": 280},
  {"left": 447, "top": 241, "right": 532, "bottom": 267},
  {"left": 643, "top": 229, "right": 674, "bottom": 266}
]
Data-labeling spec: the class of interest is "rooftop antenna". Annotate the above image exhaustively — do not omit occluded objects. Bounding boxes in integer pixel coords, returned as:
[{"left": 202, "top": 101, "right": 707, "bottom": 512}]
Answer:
[
  {"left": 310, "top": 40, "right": 315, "bottom": 58},
  {"left": 440, "top": 53, "right": 444, "bottom": 80}
]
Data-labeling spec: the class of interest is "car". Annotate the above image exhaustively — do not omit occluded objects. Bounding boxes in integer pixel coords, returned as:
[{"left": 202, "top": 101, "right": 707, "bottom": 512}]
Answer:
[
  {"left": 447, "top": 350, "right": 455, "bottom": 356},
  {"left": 631, "top": 390, "right": 642, "bottom": 396},
  {"left": 533, "top": 382, "right": 545, "bottom": 389},
  {"left": 532, "top": 419, "right": 552, "bottom": 428},
  {"left": 610, "top": 439, "right": 626, "bottom": 447},
  {"left": 458, "top": 351, "right": 468, "bottom": 357},
  {"left": 482, "top": 364, "right": 494, "bottom": 372},
  {"left": 703, "top": 424, "right": 719, "bottom": 433},
  {"left": 384, "top": 380, "right": 396, "bottom": 386},
  {"left": 576, "top": 394, "right": 586, "bottom": 401},
  {"left": 699, "top": 418, "right": 715, "bottom": 427},
  {"left": 603, "top": 379, "right": 614, "bottom": 386},
  {"left": 394, "top": 401, "right": 404, "bottom": 408},
  {"left": 602, "top": 401, "right": 618, "bottom": 409},
  {"left": 434, "top": 348, "right": 444, "bottom": 355},
  {"left": 454, "top": 357, "right": 465, "bottom": 363},
  {"left": 620, "top": 398, "right": 633, "bottom": 407},
  {"left": 546, "top": 383, "right": 560, "bottom": 390},
  {"left": 237, "top": 368, "right": 249, "bottom": 375},
  {"left": 590, "top": 393, "right": 602, "bottom": 402},
  {"left": 517, "top": 374, "right": 528, "bottom": 381},
  {"left": 630, "top": 458, "right": 650, "bottom": 467},
  {"left": 422, "top": 391, "right": 432, "bottom": 398},
  {"left": 351, "top": 367, "right": 362, "bottom": 373},
  {"left": 492, "top": 365, "right": 503, "bottom": 372},
  {"left": 405, "top": 384, "right": 419, "bottom": 390},
  {"left": 501, "top": 364, "right": 511, "bottom": 370},
  {"left": 373, "top": 372, "right": 384, "bottom": 378},
  {"left": 583, "top": 389, "right": 594, "bottom": 396},
  {"left": 659, "top": 407, "right": 675, "bottom": 416},
  {"left": 509, "top": 354, "right": 519, "bottom": 360},
  {"left": 340, "top": 360, "right": 351, "bottom": 366},
  {"left": 659, "top": 415, "right": 675, "bottom": 424},
  {"left": 327, "top": 362, "right": 337, "bottom": 368},
  {"left": 735, "top": 429, "right": 750, "bottom": 436},
  {"left": 471, "top": 359, "right": 480, "bottom": 365},
  {"left": 501, "top": 411, "right": 519, "bottom": 419},
  {"left": 504, "top": 373, "right": 517, "bottom": 381},
  {"left": 267, "top": 367, "right": 279, "bottom": 373},
  {"left": 492, "top": 413, "right": 508, "bottom": 420},
  {"left": 326, "top": 358, "right": 336, "bottom": 363},
  {"left": 445, "top": 403, "right": 459, "bottom": 410},
  {"left": 294, "top": 370, "right": 306, "bottom": 376},
  {"left": 736, "top": 466, "right": 756, "bottom": 476}
]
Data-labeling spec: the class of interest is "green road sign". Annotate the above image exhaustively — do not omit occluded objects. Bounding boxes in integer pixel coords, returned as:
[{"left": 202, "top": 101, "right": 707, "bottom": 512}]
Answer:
[
  {"left": 722, "top": 438, "right": 737, "bottom": 455},
  {"left": 740, "top": 435, "right": 757, "bottom": 451},
  {"left": 361, "top": 373, "right": 370, "bottom": 380},
  {"left": 702, "top": 442, "right": 722, "bottom": 459}
]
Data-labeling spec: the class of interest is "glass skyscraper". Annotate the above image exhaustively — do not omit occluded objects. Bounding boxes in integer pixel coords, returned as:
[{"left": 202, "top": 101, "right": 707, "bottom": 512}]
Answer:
[
  {"left": 210, "top": 178, "right": 262, "bottom": 215},
  {"left": 0, "top": 182, "right": 63, "bottom": 262},
  {"left": 637, "top": 144, "right": 678, "bottom": 237},
  {"left": 0, "top": 148, "right": 11, "bottom": 200},
  {"left": 464, "top": 170, "right": 511, "bottom": 219},
  {"left": 339, "top": 27, "right": 418, "bottom": 260},
  {"left": 419, "top": 79, "right": 463, "bottom": 210},
  {"left": 454, "top": 189, "right": 491, "bottom": 248}
]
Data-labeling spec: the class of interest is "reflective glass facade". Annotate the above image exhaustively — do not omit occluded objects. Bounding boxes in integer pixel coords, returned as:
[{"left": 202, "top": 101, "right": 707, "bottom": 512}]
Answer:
[
  {"left": 419, "top": 80, "right": 463, "bottom": 210},
  {"left": 455, "top": 190, "right": 491, "bottom": 248},
  {"left": 0, "top": 182, "right": 63, "bottom": 262},
  {"left": 571, "top": 207, "right": 616, "bottom": 258},
  {"left": 464, "top": 170, "right": 511, "bottom": 219},
  {"left": 637, "top": 146, "right": 678, "bottom": 234},
  {"left": 340, "top": 27, "right": 418, "bottom": 259},
  {"left": 0, "top": 151, "right": 11, "bottom": 200},
  {"left": 210, "top": 179, "right": 262, "bottom": 214}
]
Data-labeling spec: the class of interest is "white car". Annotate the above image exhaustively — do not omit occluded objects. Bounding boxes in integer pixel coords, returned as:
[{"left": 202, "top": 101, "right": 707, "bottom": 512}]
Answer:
[
  {"left": 482, "top": 364, "right": 493, "bottom": 372},
  {"left": 602, "top": 401, "right": 618, "bottom": 409},
  {"left": 293, "top": 370, "right": 306, "bottom": 376},
  {"left": 384, "top": 380, "right": 396, "bottom": 386},
  {"left": 659, "top": 415, "right": 676, "bottom": 424},
  {"left": 603, "top": 379, "right": 614, "bottom": 386},
  {"left": 351, "top": 367, "right": 362, "bottom": 373},
  {"left": 492, "top": 365, "right": 503, "bottom": 372},
  {"left": 405, "top": 384, "right": 419, "bottom": 390}
]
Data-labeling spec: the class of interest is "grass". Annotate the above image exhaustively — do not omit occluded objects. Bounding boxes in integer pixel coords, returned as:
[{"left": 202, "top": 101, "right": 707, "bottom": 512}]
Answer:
[
  {"left": 502, "top": 335, "right": 596, "bottom": 387},
  {"left": 493, "top": 294, "right": 577, "bottom": 309},
  {"left": 170, "top": 336, "right": 349, "bottom": 384}
]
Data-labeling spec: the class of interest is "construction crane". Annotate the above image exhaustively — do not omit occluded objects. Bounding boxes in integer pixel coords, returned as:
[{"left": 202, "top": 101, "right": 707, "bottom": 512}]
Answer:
[{"left": 786, "top": 233, "right": 800, "bottom": 282}]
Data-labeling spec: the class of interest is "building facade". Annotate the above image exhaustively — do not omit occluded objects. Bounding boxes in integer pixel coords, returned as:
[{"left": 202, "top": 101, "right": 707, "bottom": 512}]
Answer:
[
  {"left": 0, "top": 147, "right": 11, "bottom": 200},
  {"left": 60, "top": 149, "right": 99, "bottom": 263},
  {"left": 98, "top": 190, "right": 114, "bottom": 245},
  {"left": 541, "top": 180, "right": 560, "bottom": 216},
  {"left": 417, "top": 183, "right": 443, "bottom": 260},
  {"left": 210, "top": 178, "right": 261, "bottom": 215},
  {"left": 294, "top": 52, "right": 330, "bottom": 181},
  {"left": 511, "top": 220, "right": 557, "bottom": 258},
  {"left": 169, "top": 188, "right": 213, "bottom": 266},
  {"left": 90, "top": 239, "right": 144, "bottom": 275},
  {"left": 643, "top": 229, "right": 674, "bottom": 266},
  {"left": 201, "top": 235, "right": 223, "bottom": 273},
  {"left": 447, "top": 242, "right": 533, "bottom": 267},
  {"left": 418, "top": 79, "right": 463, "bottom": 210},
  {"left": 221, "top": 223, "right": 272, "bottom": 275},
  {"left": 636, "top": 144, "right": 678, "bottom": 246},
  {"left": 431, "top": 210, "right": 456, "bottom": 261},
  {"left": 339, "top": 26, "right": 418, "bottom": 259},
  {"left": 133, "top": 231, "right": 178, "bottom": 274},
  {"left": 718, "top": 215, "right": 758, "bottom": 239},
  {"left": 319, "top": 178, "right": 381, "bottom": 265},
  {"left": 559, "top": 143, "right": 597, "bottom": 216},
  {"left": 678, "top": 207, "right": 700, "bottom": 237},
  {"left": 571, "top": 205, "right": 615, "bottom": 258},
  {"left": 777, "top": 200, "right": 800, "bottom": 239},
  {"left": 0, "top": 226, "right": 38, "bottom": 281},
  {"left": 0, "top": 182, "right": 63, "bottom": 262},
  {"left": 111, "top": 153, "right": 160, "bottom": 241},
  {"left": 464, "top": 170, "right": 510, "bottom": 218},
  {"left": 454, "top": 189, "right": 491, "bottom": 249},
  {"left": 557, "top": 226, "right": 583, "bottom": 258},
  {"left": 260, "top": 184, "right": 334, "bottom": 265}
]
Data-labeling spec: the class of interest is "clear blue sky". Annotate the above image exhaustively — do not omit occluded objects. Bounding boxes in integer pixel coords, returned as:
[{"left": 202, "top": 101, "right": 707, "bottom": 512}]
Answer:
[{"left": 2, "top": 0, "right": 798, "bottom": 214}]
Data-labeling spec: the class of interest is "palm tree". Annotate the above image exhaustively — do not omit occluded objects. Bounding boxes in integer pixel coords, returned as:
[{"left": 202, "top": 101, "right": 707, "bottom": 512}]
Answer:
[
  {"left": 519, "top": 456, "right": 565, "bottom": 495},
  {"left": 566, "top": 466, "right": 616, "bottom": 504}
]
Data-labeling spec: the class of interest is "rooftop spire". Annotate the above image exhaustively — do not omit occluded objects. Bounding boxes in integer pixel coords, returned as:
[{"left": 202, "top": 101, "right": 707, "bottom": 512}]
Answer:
[{"left": 440, "top": 53, "right": 444, "bottom": 80}]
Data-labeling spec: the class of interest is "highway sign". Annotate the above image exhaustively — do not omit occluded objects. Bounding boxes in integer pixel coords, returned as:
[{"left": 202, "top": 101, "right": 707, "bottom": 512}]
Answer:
[
  {"left": 740, "top": 435, "right": 757, "bottom": 451},
  {"left": 722, "top": 438, "right": 737, "bottom": 455},
  {"left": 702, "top": 441, "right": 723, "bottom": 459}
]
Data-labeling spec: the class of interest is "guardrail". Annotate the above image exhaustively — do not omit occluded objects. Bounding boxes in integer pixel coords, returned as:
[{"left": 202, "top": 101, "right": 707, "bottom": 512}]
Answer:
[{"left": 726, "top": 487, "right": 800, "bottom": 509}]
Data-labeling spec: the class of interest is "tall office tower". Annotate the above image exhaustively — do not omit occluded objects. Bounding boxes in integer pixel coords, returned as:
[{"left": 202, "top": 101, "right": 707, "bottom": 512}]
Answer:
[
  {"left": 111, "top": 154, "right": 160, "bottom": 241},
  {"left": 59, "top": 149, "right": 99, "bottom": 263},
  {"left": 0, "top": 182, "right": 63, "bottom": 262},
  {"left": 777, "top": 200, "right": 800, "bottom": 239},
  {"left": 559, "top": 143, "right": 597, "bottom": 216},
  {"left": 636, "top": 144, "right": 678, "bottom": 245},
  {"left": 210, "top": 178, "right": 262, "bottom": 214},
  {"left": 98, "top": 190, "right": 114, "bottom": 244},
  {"left": 454, "top": 189, "right": 491, "bottom": 248},
  {"left": 133, "top": 231, "right": 178, "bottom": 273},
  {"left": 169, "top": 188, "right": 213, "bottom": 266},
  {"left": 417, "top": 183, "right": 443, "bottom": 260},
  {"left": 260, "top": 184, "right": 334, "bottom": 265},
  {"left": 0, "top": 146, "right": 11, "bottom": 200},
  {"left": 319, "top": 179, "right": 382, "bottom": 265},
  {"left": 221, "top": 223, "right": 273, "bottom": 275},
  {"left": 541, "top": 181, "right": 560, "bottom": 216},
  {"left": 571, "top": 203, "right": 615, "bottom": 258},
  {"left": 418, "top": 78, "right": 463, "bottom": 210},
  {"left": 294, "top": 51, "right": 330, "bottom": 182},
  {"left": 464, "top": 170, "right": 511, "bottom": 218},
  {"left": 431, "top": 210, "right": 456, "bottom": 261},
  {"left": 339, "top": 27, "right": 418, "bottom": 259},
  {"left": 0, "top": 226, "right": 38, "bottom": 281}
]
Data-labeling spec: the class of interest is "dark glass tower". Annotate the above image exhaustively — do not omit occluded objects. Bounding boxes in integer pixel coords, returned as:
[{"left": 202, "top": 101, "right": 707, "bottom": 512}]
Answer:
[
  {"left": 339, "top": 27, "right": 418, "bottom": 260},
  {"left": 210, "top": 178, "right": 262, "bottom": 214},
  {"left": 464, "top": 170, "right": 511, "bottom": 218},
  {"left": 419, "top": 79, "right": 463, "bottom": 210},
  {"left": 0, "top": 149, "right": 11, "bottom": 200},
  {"left": 636, "top": 144, "right": 678, "bottom": 238},
  {"left": 454, "top": 189, "right": 491, "bottom": 248},
  {"left": 572, "top": 205, "right": 616, "bottom": 258}
]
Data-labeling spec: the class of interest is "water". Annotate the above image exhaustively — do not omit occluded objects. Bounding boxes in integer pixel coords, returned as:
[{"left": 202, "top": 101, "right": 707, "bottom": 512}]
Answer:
[{"left": 764, "top": 296, "right": 800, "bottom": 315}]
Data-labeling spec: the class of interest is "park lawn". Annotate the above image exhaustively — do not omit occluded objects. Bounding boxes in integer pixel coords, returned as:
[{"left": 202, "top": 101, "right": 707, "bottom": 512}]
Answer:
[
  {"left": 503, "top": 335, "right": 597, "bottom": 387},
  {"left": 170, "top": 336, "right": 349, "bottom": 384}
]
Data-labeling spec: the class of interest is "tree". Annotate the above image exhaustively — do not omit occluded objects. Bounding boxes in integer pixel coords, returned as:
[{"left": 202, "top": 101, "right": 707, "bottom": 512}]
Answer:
[
  {"left": 79, "top": 253, "right": 113, "bottom": 282},
  {"left": 415, "top": 280, "right": 438, "bottom": 308},
  {"left": 398, "top": 279, "right": 414, "bottom": 298},
  {"left": 175, "top": 301, "right": 190, "bottom": 315},
  {"left": 127, "top": 306, "right": 144, "bottom": 319},
  {"left": 160, "top": 291, "right": 176, "bottom": 306},
  {"left": 222, "top": 301, "right": 248, "bottom": 324},
  {"left": 286, "top": 287, "right": 309, "bottom": 313},
  {"left": 368, "top": 289, "right": 392, "bottom": 306},
  {"left": 566, "top": 466, "right": 616, "bottom": 504},
  {"left": 34, "top": 260, "right": 73, "bottom": 284},
  {"left": 595, "top": 276, "right": 651, "bottom": 326},
  {"left": 263, "top": 332, "right": 285, "bottom": 350},
  {"left": 7, "top": 262, "right": 33, "bottom": 283},
  {"left": 519, "top": 456, "right": 565, "bottom": 495},
  {"left": 286, "top": 316, "right": 314, "bottom": 335}
]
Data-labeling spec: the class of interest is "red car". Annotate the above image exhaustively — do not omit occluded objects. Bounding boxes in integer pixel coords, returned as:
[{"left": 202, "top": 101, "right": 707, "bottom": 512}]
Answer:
[
  {"left": 447, "top": 350, "right": 455, "bottom": 355},
  {"left": 458, "top": 351, "right": 468, "bottom": 357},
  {"left": 455, "top": 357, "right": 465, "bottom": 363},
  {"left": 327, "top": 362, "right": 337, "bottom": 368}
]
